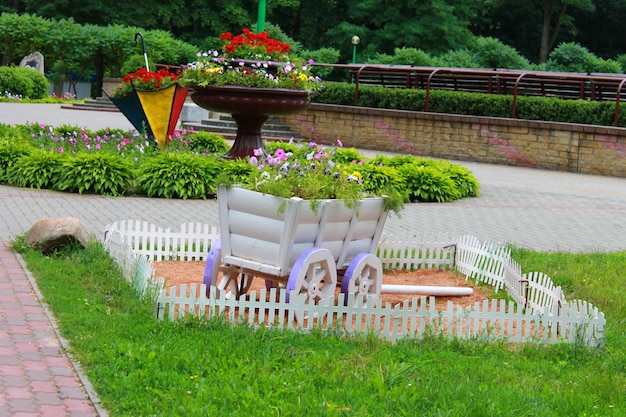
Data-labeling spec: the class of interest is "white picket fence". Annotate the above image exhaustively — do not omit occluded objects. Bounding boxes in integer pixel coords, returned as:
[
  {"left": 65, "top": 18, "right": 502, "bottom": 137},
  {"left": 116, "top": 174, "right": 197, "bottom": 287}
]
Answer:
[
  {"left": 157, "top": 284, "right": 603, "bottom": 345},
  {"left": 105, "top": 220, "right": 219, "bottom": 261},
  {"left": 103, "top": 227, "right": 165, "bottom": 301},
  {"left": 103, "top": 220, "right": 606, "bottom": 347}
]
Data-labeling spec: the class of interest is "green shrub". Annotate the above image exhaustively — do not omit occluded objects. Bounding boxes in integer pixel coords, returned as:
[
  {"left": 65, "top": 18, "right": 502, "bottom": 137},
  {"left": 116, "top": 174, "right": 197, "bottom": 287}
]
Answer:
[
  {"left": 313, "top": 82, "right": 356, "bottom": 105},
  {"left": 55, "top": 153, "right": 134, "bottom": 196},
  {"left": 304, "top": 47, "right": 340, "bottom": 80},
  {"left": 470, "top": 37, "right": 531, "bottom": 70},
  {"left": 368, "top": 154, "right": 419, "bottom": 168},
  {"left": 0, "top": 140, "right": 31, "bottom": 182},
  {"left": 438, "top": 48, "right": 480, "bottom": 68},
  {"left": 6, "top": 150, "right": 65, "bottom": 189},
  {"left": 434, "top": 160, "right": 480, "bottom": 198},
  {"left": 264, "top": 140, "right": 302, "bottom": 157},
  {"left": 333, "top": 147, "right": 365, "bottom": 164},
  {"left": 615, "top": 54, "right": 626, "bottom": 73},
  {"left": 546, "top": 42, "right": 597, "bottom": 74},
  {"left": 369, "top": 47, "right": 436, "bottom": 66},
  {"left": 185, "top": 131, "right": 230, "bottom": 154},
  {"left": 26, "top": 68, "right": 49, "bottom": 98},
  {"left": 594, "top": 58, "right": 622, "bottom": 74},
  {"left": 136, "top": 153, "right": 220, "bottom": 199},
  {"left": 397, "top": 163, "right": 460, "bottom": 203},
  {"left": 214, "top": 158, "right": 256, "bottom": 187},
  {"left": 0, "top": 66, "right": 49, "bottom": 99},
  {"left": 120, "top": 54, "right": 156, "bottom": 77},
  {"left": 354, "top": 162, "right": 403, "bottom": 197},
  {"left": 312, "top": 82, "right": 626, "bottom": 127}
]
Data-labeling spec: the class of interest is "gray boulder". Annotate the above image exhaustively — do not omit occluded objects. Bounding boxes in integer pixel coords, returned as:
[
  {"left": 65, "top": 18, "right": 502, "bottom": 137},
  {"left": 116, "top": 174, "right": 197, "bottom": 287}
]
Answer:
[
  {"left": 25, "top": 217, "right": 92, "bottom": 253},
  {"left": 19, "top": 52, "right": 45, "bottom": 73}
]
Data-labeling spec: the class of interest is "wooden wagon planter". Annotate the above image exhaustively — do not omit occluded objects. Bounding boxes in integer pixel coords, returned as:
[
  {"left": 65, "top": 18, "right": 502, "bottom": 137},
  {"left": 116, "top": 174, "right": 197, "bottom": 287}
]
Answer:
[{"left": 203, "top": 185, "right": 389, "bottom": 306}]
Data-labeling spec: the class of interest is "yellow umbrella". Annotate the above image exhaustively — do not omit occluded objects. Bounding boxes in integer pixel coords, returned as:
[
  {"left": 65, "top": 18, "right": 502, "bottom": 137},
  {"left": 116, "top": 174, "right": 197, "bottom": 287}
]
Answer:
[{"left": 136, "top": 84, "right": 189, "bottom": 148}]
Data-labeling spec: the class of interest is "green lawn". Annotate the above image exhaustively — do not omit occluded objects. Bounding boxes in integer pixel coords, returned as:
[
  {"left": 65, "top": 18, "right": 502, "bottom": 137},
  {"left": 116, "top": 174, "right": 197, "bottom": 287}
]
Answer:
[{"left": 13, "top": 240, "right": 626, "bottom": 417}]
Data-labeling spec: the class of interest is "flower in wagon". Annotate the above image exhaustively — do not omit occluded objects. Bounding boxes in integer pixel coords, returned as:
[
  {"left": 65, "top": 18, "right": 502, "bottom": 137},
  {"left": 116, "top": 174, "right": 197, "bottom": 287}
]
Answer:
[
  {"left": 217, "top": 140, "right": 404, "bottom": 214},
  {"left": 238, "top": 141, "right": 369, "bottom": 214},
  {"left": 179, "top": 28, "right": 323, "bottom": 93}
]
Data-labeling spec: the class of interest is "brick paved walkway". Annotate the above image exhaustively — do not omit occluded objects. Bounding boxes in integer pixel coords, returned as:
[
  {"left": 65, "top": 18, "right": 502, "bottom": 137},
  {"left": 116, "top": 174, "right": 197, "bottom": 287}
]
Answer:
[{"left": 0, "top": 243, "right": 103, "bottom": 417}]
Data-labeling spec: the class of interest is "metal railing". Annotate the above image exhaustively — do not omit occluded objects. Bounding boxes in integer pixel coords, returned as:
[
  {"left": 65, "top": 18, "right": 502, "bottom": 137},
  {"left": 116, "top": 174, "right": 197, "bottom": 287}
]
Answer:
[{"left": 313, "top": 64, "right": 626, "bottom": 126}]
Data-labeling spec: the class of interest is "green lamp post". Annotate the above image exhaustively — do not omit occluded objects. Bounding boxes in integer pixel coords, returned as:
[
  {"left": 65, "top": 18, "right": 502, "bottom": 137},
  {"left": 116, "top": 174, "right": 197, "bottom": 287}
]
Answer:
[
  {"left": 257, "top": 0, "right": 266, "bottom": 32},
  {"left": 351, "top": 35, "right": 360, "bottom": 63},
  {"left": 351, "top": 36, "right": 360, "bottom": 83}
]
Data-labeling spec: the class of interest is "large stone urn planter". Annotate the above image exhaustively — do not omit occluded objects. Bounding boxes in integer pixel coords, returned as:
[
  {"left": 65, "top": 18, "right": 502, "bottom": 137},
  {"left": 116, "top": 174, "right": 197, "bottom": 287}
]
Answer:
[
  {"left": 188, "top": 85, "right": 310, "bottom": 158},
  {"left": 204, "top": 185, "right": 388, "bottom": 307}
]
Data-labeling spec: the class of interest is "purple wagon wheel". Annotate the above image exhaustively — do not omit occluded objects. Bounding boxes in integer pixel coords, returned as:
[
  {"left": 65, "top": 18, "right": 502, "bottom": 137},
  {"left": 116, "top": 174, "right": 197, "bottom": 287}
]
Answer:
[
  {"left": 286, "top": 248, "right": 337, "bottom": 304},
  {"left": 341, "top": 253, "right": 383, "bottom": 307}
]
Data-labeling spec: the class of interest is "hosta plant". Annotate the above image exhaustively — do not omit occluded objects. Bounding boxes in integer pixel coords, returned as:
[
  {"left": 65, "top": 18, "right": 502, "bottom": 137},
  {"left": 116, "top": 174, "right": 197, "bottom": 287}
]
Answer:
[{"left": 55, "top": 153, "right": 134, "bottom": 196}]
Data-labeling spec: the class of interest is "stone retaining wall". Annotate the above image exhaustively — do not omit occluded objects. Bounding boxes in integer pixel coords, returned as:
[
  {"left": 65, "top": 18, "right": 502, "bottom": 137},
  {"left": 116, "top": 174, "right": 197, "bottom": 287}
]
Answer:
[{"left": 276, "top": 103, "right": 626, "bottom": 178}]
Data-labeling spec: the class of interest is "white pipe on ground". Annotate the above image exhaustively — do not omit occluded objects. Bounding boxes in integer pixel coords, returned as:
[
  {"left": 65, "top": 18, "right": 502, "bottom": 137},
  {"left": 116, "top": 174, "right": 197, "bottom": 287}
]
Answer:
[{"left": 381, "top": 284, "right": 473, "bottom": 296}]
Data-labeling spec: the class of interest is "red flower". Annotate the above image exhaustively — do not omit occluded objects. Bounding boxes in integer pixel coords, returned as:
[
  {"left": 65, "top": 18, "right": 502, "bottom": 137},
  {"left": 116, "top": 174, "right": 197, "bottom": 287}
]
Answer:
[{"left": 220, "top": 29, "right": 291, "bottom": 57}]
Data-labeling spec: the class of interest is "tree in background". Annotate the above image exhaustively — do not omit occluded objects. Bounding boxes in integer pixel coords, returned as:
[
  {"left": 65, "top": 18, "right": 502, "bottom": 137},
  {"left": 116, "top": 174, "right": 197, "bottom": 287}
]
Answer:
[
  {"left": 3, "top": 0, "right": 254, "bottom": 45},
  {"left": 324, "top": 0, "right": 480, "bottom": 61},
  {"left": 3, "top": 0, "right": 625, "bottom": 73},
  {"left": 571, "top": 0, "right": 626, "bottom": 59},
  {"left": 475, "top": 0, "right": 595, "bottom": 64}
]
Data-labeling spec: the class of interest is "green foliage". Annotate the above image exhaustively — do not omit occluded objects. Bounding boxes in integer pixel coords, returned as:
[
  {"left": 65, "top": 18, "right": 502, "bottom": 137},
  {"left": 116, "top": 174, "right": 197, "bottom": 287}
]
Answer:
[
  {"left": 470, "top": 37, "right": 531, "bottom": 70},
  {"left": 302, "top": 47, "right": 340, "bottom": 80},
  {"left": 55, "top": 153, "right": 134, "bottom": 196},
  {"left": 311, "top": 81, "right": 356, "bottom": 105},
  {"left": 594, "top": 58, "right": 622, "bottom": 74},
  {"left": 26, "top": 68, "right": 50, "bottom": 98},
  {"left": 438, "top": 48, "right": 480, "bottom": 68},
  {"left": 0, "top": 13, "right": 54, "bottom": 65},
  {"left": 397, "top": 163, "right": 461, "bottom": 203},
  {"left": 312, "top": 82, "right": 624, "bottom": 127},
  {"left": 369, "top": 154, "right": 421, "bottom": 168},
  {"left": 434, "top": 160, "right": 480, "bottom": 198},
  {"left": 0, "top": 139, "right": 32, "bottom": 182},
  {"left": 184, "top": 131, "right": 230, "bottom": 154},
  {"left": 214, "top": 158, "right": 256, "bottom": 186},
  {"left": 6, "top": 149, "right": 65, "bottom": 189},
  {"left": 429, "top": 90, "right": 514, "bottom": 118},
  {"left": 616, "top": 54, "right": 626, "bottom": 74},
  {"left": 368, "top": 47, "right": 436, "bottom": 66},
  {"left": 242, "top": 144, "right": 366, "bottom": 210},
  {"left": 353, "top": 162, "right": 403, "bottom": 197},
  {"left": 2, "top": 122, "right": 478, "bottom": 204},
  {"left": 546, "top": 42, "right": 597, "bottom": 73},
  {"left": 333, "top": 146, "right": 365, "bottom": 164},
  {"left": 141, "top": 29, "right": 199, "bottom": 67},
  {"left": 120, "top": 54, "right": 156, "bottom": 77},
  {"left": 136, "top": 153, "right": 220, "bottom": 199},
  {"left": 0, "top": 66, "right": 49, "bottom": 99},
  {"left": 17, "top": 241, "right": 626, "bottom": 417},
  {"left": 263, "top": 140, "right": 302, "bottom": 157},
  {"left": 0, "top": 13, "right": 199, "bottom": 92}
]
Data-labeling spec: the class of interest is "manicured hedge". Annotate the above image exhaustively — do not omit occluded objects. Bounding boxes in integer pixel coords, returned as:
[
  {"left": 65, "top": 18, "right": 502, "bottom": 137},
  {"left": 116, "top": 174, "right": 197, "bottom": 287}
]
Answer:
[{"left": 313, "top": 82, "right": 624, "bottom": 127}]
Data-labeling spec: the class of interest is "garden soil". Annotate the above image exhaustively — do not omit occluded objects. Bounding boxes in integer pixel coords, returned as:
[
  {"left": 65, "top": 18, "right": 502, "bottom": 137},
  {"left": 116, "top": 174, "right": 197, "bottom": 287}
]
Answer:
[{"left": 154, "top": 261, "right": 491, "bottom": 308}]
